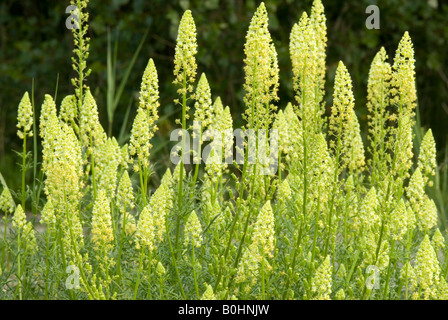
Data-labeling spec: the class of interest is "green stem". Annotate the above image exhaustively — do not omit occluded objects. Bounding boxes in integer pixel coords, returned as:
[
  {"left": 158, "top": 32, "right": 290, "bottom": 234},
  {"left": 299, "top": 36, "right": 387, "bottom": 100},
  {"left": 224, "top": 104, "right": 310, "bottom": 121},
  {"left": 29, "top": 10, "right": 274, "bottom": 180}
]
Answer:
[
  {"left": 134, "top": 248, "right": 144, "bottom": 300},
  {"left": 166, "top": 218, "right": 186, "bottom": 299},
  {"left": 1, "top": 214, "right": 7, "bottom": 268},
  {"left": 176, "top": 73, "right": 188, "bottom": 251},
  {"left": 16, "top": 229, "right": 22, "bottom": 300},
  {"left": 192, "top": 246, "right": 199, "bottom": 299},
  {"left": 261, "top": 258, "right": 265, "bottom": 299},
  {"left": 44, "top": 226, "right": 52, "bottom": 299},
  {"left": 147, "top": 250, "right": 152, "bottom": 300},
  {"left": 382, "top": 239, "right": 396, "bottom": 299},
  {"left": 21, "top": 136, "right": 27, "bottom": 210},
  {"left": 115, "top": 210, "right": 127, "bottom": 278}
]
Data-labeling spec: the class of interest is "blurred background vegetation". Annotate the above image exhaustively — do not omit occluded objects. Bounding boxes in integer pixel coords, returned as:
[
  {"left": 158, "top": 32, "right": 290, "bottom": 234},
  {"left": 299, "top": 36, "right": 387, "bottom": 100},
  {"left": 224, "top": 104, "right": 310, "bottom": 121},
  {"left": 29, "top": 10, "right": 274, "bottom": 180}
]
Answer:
[{"left": 0, "top": 0, "right": 447, "bottom": 193}]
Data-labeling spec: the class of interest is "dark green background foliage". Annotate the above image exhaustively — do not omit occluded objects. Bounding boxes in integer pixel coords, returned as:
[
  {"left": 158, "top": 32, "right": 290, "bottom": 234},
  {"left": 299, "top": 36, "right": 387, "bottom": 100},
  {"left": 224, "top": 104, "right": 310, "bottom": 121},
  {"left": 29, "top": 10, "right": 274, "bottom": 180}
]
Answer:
[{"left": 1, "top": 0, "right": 447, "bottom": 188}]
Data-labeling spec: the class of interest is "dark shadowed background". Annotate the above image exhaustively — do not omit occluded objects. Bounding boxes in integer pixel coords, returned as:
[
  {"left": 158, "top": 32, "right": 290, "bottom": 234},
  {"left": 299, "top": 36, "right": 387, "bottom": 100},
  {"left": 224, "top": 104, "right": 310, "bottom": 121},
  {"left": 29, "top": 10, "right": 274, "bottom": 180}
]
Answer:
[{"left": 1, "top": 0, "right": 447, "bottom": 189}]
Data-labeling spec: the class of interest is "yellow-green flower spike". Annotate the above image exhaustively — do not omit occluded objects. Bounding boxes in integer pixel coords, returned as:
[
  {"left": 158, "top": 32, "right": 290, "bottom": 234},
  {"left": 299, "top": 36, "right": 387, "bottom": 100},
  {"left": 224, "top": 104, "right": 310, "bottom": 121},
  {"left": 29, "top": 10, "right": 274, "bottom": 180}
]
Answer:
[
  {"left": 193, "top": 73, "right": 213, "bottom": 128},
  {"left": 243, "top": 2, "right": 279, "bottom": 130},
  {"left": 39, "top": 94, "right": 58, "bottom": 139},
  {"left": 17, "top": 92, "right": 33, "bottom": 139},
  {"left": 116, "top": 171, "right": 134, "bottom": 214},
  {"left": 80, "top": 88, "right": 106, "bottom": 149},
  {"left": 415, "top": 235, "right": 441, "bottom": 299},
  {"left": 393, "top": 114, "right": 414, "bottom": 178},
  {"left": 12, "top": 204, "right": 27, "bottom": 229},
  {"left": 252, "top": 200, "right": 275, "bottom": 258},
  {"left": 329, "top": 61, "right": 365, "bottom": 172},
  {"left": 406, "top": 167, "right": 425, "bottom": 214},
  {"left": 310, "top": 0, "right": 327, "bottom": 105},
  {"left": 95, "top": 137, "right": 121, "bottom": 199},
  {"left": 418, "top": 129, "right": 437, "bottom": 187},
  {"left": 40, "top": 199, "right": 56, "bottom": 226},
  {"left": 148, "top": 172, "right": 174, "bottom": 243},
  {"left": 417, "top": 195, "right": 438, "bottom": 232},
  {"left": 391, "top": 32, "right": 417, "bottom": 119},
  {"left": 367, "top": 47, "right": 392, "bottom": 185},
  {"left": 59, "top": 94, "right": 77, "bottom": 124},
  {"left": 432, "top": 228, "right": 445, "bottom": 253},
  {"left": 135, "top": 205, "right": 156, "bottom": 252},
  {"left": 388, "top": 199, "right": 408, "bottom": 241},
  {"left": 201, "top": 284, "right": 216, "bottom": 300},
  {"left": 184, "top": 210, "right": 203, "bottom": 248},
  {"left": 311, "top": 255, "right": 333, "bottom": 300},
  {"left": 0, "top": 187, "right": 15, "bottom": 213},
  {"left": 173, "top": 10, "right": 198, "bottom": 93},
  {"left": 129, "top": 107, "right": 151, "bottom": 170},
  {"left": 91, "top": 189, "right": 114, "bottom": 252},
  {"left": 139, "top": 58, "right": 160, "bottom": 116}
]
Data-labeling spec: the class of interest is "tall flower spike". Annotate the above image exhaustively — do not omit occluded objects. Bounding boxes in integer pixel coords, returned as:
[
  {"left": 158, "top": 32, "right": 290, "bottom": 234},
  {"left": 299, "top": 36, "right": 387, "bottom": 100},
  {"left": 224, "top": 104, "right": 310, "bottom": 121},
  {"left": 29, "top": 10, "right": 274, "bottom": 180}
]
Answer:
[
  {"left": 252, "top": 200, "right": 275, "bottom": 258},
  {"left": 116, "top": 171, "right": 134, "bottom": 214},
  {"left": 39, "top": 94, "right": 58, "bottom": 139},
  {"left": 0, "top": 187, "right": 15, "bottom": 213},
  {"left": 59, "top": 94, "right": 77, "bottom": 124},
  {"left": 184, "top": 210, "right": 203, "bottom": 248},
  {"left": 129, "top": 108, "right": 151, "bottom": 171},
  {"left": 209, "top": 98, "right": 234, "bottom": 167},
  {"left": 393, "top": 114, "right": 414, "bottom": 178},
  {"left": 12, "top": 204, "right": 27, "bottom": 229},
  {"left": 135, "top": 205, "right": 156, "bottom": 252},
  {"left": 139, "top": 58, "right": 160, "bottom": 141},
  {"left": 311, "top": 255, "right": 333, "bottom": 300},
  {"left": 173, "top": 10, "right": 197, "bottom": 94},
  {"left": 414, "top": 235, "right": 441, "bottom": 299},
  {"left": 40, "top": 95, "right": 61, "bottom": 175},
  {"left": 418, "top": 129, "right": 437, "bottom": 187},
  {"left": 329, "top": 61, "right": 365, "bottom": 172},
  {"left": 290, "top": 12, "right": 323, "bottom": 133},
  {"left": 406, "top": 168, "right": 425, "bottom": 214},
  {"left": 193, "top": 73, "right": 213, "bottom": 164},
  {"left": 391, "top": 32, "right": 417, "bottom": 179},
  {"left": 388, "top": 199, "right": 409, "bottom": 241},
  {"left": 79, "top": 88, "right": 106, "bottom": 150},
  {"left": 40, "top": 199, "right": 56, "bottom": 226},
  {"left": 391, "top": 32, "right": 417, "bottom": 120},
  {"left": 417, "top": 195, "right": 438, "bottom": 232},
  {"left": 95, "top": 137, "right": 121, "bottom": 199},
  {"left": 148, "top": 169, "right": 174, "bottom": 243},
  {"left": 243, "top": 2, "right": 279, "bottom": 130},
  {"left": 17, "top": 92, "right": 33, "bottom": 139},
  {"left": 367, "top": 47, "right": 392, "bottom": 185},
  {"left": 193, "top": 73, "right": 213, "bottom": 128},
  {"left": 310, "top": 0, "right": 327, "bottom": 105},
  {"left": 91, "top": 189, "right": 114, "bottom": 252},
  {"left": 355, "top": 187, "right": 379, "bottom": 232}
]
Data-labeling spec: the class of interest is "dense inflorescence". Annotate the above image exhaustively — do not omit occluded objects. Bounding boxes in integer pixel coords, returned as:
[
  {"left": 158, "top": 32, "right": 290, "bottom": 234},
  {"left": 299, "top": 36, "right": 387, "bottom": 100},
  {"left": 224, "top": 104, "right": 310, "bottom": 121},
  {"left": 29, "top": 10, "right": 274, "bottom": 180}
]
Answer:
[{"left": 0, "top": 0, "right": 447, "bottom": 300}]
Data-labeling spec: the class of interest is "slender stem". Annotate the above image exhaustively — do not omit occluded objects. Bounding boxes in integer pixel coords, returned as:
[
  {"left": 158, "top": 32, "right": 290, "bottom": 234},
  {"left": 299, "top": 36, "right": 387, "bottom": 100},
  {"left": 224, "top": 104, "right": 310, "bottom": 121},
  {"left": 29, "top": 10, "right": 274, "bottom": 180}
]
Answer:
[
  {"left": 21, "top": 137, "right": 27, "bottom": 210},
  {"left": 1, "top": 214, "right": 7, "bottom": 268},
  {"left": 44, "top": 226, "right": 52, "bottom": 300},
  {"left": 146, "top": 250, "right": 152, "bottom": 300},
  {"left": 176, "top": 73, "right": 188, "bottom": 251},
  {"left": 382, "top": 239, "right": 396, "bottom": 299},
  {"left": 115, "top": 210, "right": 127, "bottom": 277},
  {"left": 90, "top": 134, "right": 97, "bottom": 199},
  {"left": 260, "top": 258, "right": 265, "bottom": 299},
  {"left": 166, "top": 218, "right": 186, "bottom": 299},
  {"left": 158, "top": 275, "right": 165, "bottom": 299},
  {"left": 192, "top": 126, "right": 202, "bottom": 187},
  {"left": 16, "top": 229, "right": 22, "bottom": 300},
  {"left": 192, "top": 246, "right": 199, "bottom": 299},
  {"left": 134, "top": 248, "right": 145, "bottom": 300}
]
